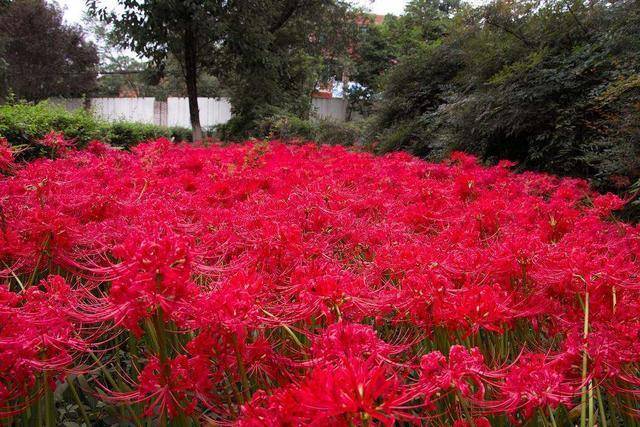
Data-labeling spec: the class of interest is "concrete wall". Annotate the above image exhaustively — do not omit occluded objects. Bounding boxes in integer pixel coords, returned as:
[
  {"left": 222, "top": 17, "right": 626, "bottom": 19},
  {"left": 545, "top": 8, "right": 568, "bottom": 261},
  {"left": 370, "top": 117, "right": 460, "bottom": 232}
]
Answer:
[
  {"left": 167, "top": 97, "right": 233, "bottom": 128},
  {"left": 51, "top": 97, "right": 349, "bottom": 126},
  {"left": 91, "top": 97, "right": 156, "bottom": 124},
  {"left": 311, "top": 98, "right": 348, "bottom": 122}
]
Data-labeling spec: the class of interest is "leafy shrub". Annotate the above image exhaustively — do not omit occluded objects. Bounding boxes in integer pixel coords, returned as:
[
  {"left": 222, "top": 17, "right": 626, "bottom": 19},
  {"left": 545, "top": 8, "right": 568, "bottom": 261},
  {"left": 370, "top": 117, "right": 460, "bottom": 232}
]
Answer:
[
  {"left": 257, "top": 114, "right": 318, "bottom": 141},
  {"left": 0, "top": 102, "right": 104, "bottom": 149},
  {"left": 169, "top": 126, "right": 197, "bottom": 142},
  {"left": 0, "top": 102, "right": 195, "bottom": 156},
  {"left": 106, "top": 122, "right": 170, "bottom": 148},
  {"left": 373, "top": 0, "right": 640, "bottom": 193},
  {"left": 314, "top": 120, "right": 364, "bottom": 146},
  {"left": 221, "top": 112, "right": 367, "bottom": 147}
]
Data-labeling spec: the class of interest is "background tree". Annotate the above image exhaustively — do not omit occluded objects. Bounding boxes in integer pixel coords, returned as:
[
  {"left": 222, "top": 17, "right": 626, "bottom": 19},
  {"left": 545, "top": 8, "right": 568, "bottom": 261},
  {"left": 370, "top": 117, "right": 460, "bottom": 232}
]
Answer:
[
  {"left": 343, "top": 1, "right": 461, "bottom": 119},
  {"left": 371, "top": 0, "right": 640, "bottom": 193},
  {"left": 90, "top": 0, "right": 354, "bottom": 141},
  {"left": 345, "top": 15, "right": 396, "bottom": 117},
  {"left": 220, "top": 0, "right": 355, "bottom": 137},
  {"left": 0, "top": 0, "right": 98, "bottom": 101},
  {"left": 89, "top": 0, "right": 226, "bottom": 141},
  {"left": 84, "top": 16, "right": 222, "bottom": 99}
]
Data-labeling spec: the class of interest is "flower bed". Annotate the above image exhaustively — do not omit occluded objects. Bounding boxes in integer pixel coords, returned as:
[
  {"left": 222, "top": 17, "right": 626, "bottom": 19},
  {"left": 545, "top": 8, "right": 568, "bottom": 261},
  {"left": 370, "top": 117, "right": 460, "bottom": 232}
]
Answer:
[{"left": 0, "top": 138, "right": 638, "bottom": 425}]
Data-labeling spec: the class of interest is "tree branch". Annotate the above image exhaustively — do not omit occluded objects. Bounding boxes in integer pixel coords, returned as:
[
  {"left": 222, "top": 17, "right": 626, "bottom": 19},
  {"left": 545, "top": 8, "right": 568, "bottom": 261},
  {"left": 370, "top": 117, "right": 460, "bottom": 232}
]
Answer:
[
  {"left": 486, "top": 20, "right": 533, "bottom": 48},
  {"left": 565, "top": 1, "right": 589, "bottom": 36},
  {"left": 269, "top": 0, "right": 303, "bottom": 33}
]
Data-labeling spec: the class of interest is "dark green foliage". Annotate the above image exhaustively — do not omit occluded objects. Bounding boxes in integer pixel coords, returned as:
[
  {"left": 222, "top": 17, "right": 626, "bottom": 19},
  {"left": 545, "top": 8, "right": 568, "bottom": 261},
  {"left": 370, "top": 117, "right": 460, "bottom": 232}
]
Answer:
[
  {"left": 346, "top": 18, "right": 396, "bottom": 116},
  {"left": 105, "top": 123, "right": 199, "bottom": 146},
  {"left": 0, "top": 103, "right": 104, "bottom": 149},
  {"left": 0, "top": 102, "right": 193, "bottom": 158},
  {"left": 89, "top": 0, "right": 232, "bottom": 140},
  {"left": 315, "top": 120, "right": 365, "bottom": 147},
  {"left": 218, "top": 112, "right": 364, "bottom": 147},
  {"left": 221, "top": 1, "right": 355, "bottom": 138},
  {"left": 0, "top": 0, "right": 98, "bottom": 101},
  {"left": 257, "top": 113, "right": 318, "bottom": 141},
  {"left": 91, "top": 0, "right": 355, "bottom": 141},
  {"left": 105, "top": 122, "right": 170, "bottom": 148},
  {"left": 373, "top": 0, "right": 640, "bottom": 192}
]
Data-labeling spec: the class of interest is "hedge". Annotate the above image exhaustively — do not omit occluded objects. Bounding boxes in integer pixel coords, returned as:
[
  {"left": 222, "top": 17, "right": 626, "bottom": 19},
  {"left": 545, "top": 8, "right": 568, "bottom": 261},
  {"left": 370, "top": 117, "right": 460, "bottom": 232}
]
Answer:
[{"left": 0, "top": 102, "right": 194, "bottom": 158}]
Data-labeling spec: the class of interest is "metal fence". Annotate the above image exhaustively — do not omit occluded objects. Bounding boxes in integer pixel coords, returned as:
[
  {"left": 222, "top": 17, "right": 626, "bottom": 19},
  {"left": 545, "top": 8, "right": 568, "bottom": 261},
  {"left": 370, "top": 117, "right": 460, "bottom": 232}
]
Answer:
[{"left": 51, "top": 97, "right": 348, "bottom": 127}]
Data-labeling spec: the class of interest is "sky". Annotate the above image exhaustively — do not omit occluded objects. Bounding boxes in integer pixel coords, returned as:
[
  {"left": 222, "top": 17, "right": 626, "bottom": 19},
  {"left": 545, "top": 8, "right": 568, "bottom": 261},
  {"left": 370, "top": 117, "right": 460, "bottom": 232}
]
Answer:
[
  {"left": 55, "top": 0, "right": 411, "bottom": 25},
  {"left": 353, "top": 0, "right": 409, "bottom": 15},
  {"left": 55, "top": 0, "right": 488, "bottom": 26}
]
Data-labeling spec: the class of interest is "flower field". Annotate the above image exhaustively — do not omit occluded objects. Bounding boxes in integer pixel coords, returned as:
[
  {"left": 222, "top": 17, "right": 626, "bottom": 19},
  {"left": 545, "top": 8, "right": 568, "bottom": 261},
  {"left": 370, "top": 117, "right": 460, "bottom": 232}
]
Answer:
[{"left": 1, "top": 137, "right": 640, "bottom": 426}]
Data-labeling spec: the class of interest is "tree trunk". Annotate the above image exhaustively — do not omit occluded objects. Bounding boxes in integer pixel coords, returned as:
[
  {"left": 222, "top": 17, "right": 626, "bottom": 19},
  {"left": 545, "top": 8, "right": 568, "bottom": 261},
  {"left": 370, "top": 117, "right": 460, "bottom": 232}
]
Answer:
[{"left": 184, "top": 24, "right": 203, "bottom": 142}]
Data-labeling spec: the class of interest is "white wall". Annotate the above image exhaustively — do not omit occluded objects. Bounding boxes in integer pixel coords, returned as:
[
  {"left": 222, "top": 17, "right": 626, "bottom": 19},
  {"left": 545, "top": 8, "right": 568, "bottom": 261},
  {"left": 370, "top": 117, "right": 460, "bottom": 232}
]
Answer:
[
  {"left": 311, "top": 98, "right": 348, "bottom": 122},
  {"left": 167, "top": 97, "right": 233, "bottom": 128},
  {"left": 49, "top": 97, "right": 349, "bottom": 127},
  {"left": 91, "top": 98, "right": 156, "bottom": 124}
]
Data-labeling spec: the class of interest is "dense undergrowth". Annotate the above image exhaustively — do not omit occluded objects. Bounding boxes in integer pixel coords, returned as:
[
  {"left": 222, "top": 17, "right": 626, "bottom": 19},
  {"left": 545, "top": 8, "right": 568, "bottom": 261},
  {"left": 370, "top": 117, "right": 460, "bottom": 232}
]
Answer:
[
  {"left": 0, "top": 137, "right": 640, "bottom": 426},
  {"left": 0, "top": 102, "right": 195, "bottom": 158}
]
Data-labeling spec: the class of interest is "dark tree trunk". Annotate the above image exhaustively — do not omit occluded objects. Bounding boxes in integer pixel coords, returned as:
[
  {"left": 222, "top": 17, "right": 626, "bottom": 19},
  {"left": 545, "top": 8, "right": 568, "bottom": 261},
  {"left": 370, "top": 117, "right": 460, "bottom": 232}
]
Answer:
[{"left": 184, "top": 24, "right": 203, "bottom": 142}]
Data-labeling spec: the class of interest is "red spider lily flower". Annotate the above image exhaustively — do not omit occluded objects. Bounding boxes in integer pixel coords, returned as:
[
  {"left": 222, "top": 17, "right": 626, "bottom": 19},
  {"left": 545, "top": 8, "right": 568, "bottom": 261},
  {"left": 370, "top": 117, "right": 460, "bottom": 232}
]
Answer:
[
  {"left": 38, "top": 131, "right": 74, "bottom": 155},
  {"left": 297, "top": 356, "right": 417, "bottom": 424},
  {"left": 85, "top": 140, "right": 112, "bottom": 156},
  {"left": 452, "top": 417, "right": 491, "bottom": 427},
  {"left": 191, "top": 271, "right": 264, "bottom": 336},
  {"left": 2, "top": 139, "right": 640, "bottom": 423},
  {"left": 310, "top": 322, "right": 404, "bottom": 364},
  {"left": 0, "top": 276, "right": 90, "bottom": 415},
  {"left": 591, "top": 193, "right": 625, "bottom": 217},
  {"left": 419, "top": 346, "right": 487, "bottom": 401},
  {"left": 484, "top": 353, "right": 575, "bottom": 421},
  {"left": 107, "top": 231, "right": 201, "bottom": 335},
  {"left": 237, "top": 388, "right": 306, "bottom": 426},
  {"left": 110, "top": 354, "right": 212, "bottom": 419}
]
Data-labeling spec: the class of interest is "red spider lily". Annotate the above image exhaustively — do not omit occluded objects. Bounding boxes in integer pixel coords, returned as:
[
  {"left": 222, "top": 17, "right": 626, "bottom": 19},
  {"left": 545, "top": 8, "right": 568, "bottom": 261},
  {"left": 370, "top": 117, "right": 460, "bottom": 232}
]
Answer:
[
  {"left": 38, "top": 131, "right": 74, "bottom": 155},
  {"left": 85, "top": 140, "right": 112, "bottom": 157},
  {"left": 419, "top": 346, "right": 487, "bottom": 403},
  {"left": 0, "top": 276, "right": 91, "bottom": 415},
  {"left": 481, "top": 353, "right": 576, "bottom": 421},
  {"left": 1, "top": 137, "right": 640, "bottom": 423},
  {"left": 107, "top": 230, "right": 201, "bottom": 335},
  {"left": 309, "top": 322, "right": 405, "bottom": 364},
  {"left": 191, "top": 271, "right": 264, "bottom": 335},
  {"left": 237, "top": 388, "right": 305, "bottom": 426},
  {"left": 240, "top": 355, "right": 418, "bottom": 426},
  {"left": 109, "top": 354, "right": 212, "bottom": 419},
  {"left": 453, "top": 417, "right": 491, "bottom": 427},
  {"left": 295, "top": 355, "right": 418, "bottom": 425}
]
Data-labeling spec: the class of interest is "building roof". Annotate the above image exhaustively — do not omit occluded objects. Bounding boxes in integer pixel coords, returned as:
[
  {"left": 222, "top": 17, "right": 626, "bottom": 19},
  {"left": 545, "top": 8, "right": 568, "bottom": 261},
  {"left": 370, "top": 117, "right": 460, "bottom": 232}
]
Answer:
[{"left": 355, "top": 14, "right": 386, "bottom": 27}]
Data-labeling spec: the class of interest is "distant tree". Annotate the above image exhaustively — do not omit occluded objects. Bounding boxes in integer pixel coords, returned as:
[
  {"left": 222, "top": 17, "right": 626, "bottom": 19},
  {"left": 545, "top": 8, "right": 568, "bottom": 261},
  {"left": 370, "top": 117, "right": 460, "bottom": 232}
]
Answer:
[
  {"left": 83, "top": 16, "right": 222, "bottom": 99},
  {"left": 89, "top": 0, "right": 355, "bottom": 141},
  {"left": 344, "top": 1, "right": 463, "bottom": 118},
  {"left": 0, "top": 0, "right": 98, "bottom": 101},
  {"left": 373, "top": 0, "right": 640, "bottom": 192},
  {"left": 221, "top": 1, "right": 355, "bottom": 136},
  {"left": 346, "top": 16, "right": 396, "bottom": 117},
  {"left": 88, "top": 0, "right": 225, "bottom": 141}
]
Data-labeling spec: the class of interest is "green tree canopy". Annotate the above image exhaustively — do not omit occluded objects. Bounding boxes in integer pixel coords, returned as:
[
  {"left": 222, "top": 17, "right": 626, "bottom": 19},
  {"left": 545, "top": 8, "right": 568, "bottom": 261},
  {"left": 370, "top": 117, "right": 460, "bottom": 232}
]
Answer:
[
  {"left": 89, "top": 0, "right": 355, "bottom": 140},
  {"left": 0, "top": 0, "right": 98, "bottom": 101},
  {"left": 373, "top": 0, "right": 640, "bottom": 192}
]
